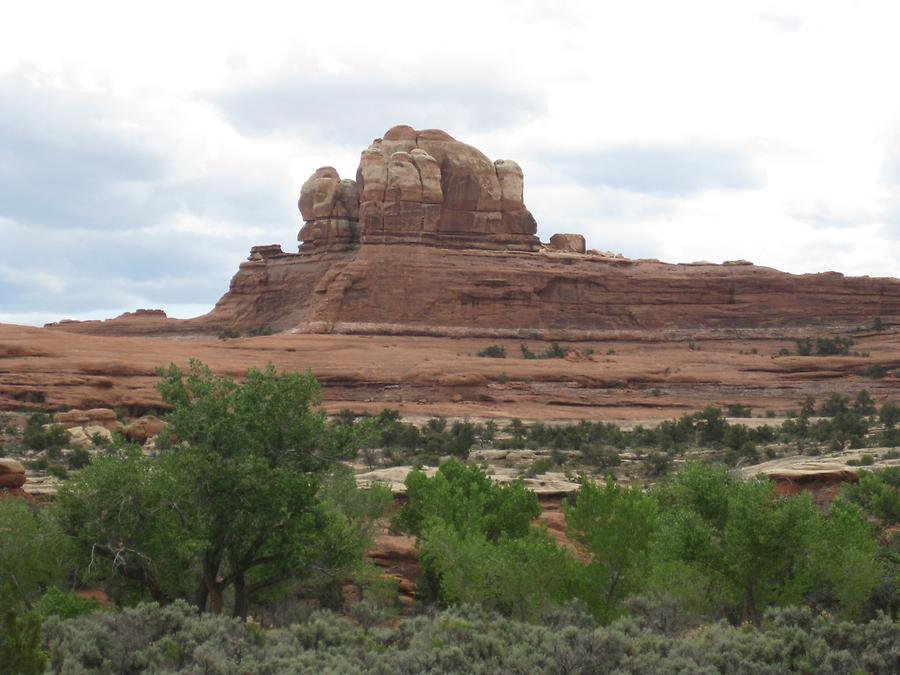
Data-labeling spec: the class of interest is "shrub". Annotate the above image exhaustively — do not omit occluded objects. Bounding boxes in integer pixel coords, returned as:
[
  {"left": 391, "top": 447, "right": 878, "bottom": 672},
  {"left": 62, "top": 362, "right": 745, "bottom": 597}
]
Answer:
[
  {"left": 217, "top": 328, "right": 240, "bottom": 339},
  {"left": 862, "top": 364, "right": 887, "bottom": 379},
  {"left": 0, "top": 585, "right": 46, "bottom": 675},
  {"left": 66, "top": 447, "right": 92, "bottom": 469},
  {"left": 477, "top": 344, "right": 506, "bottom": 358},
  {"left": 645, "top": 452, "right": 673, "bottom": 477},
  {"left": 525, "top": 456, "right": 554, "bottom": 477},
  {"left": 542, "top": 342, "right": 567, "bottom": 359},
  {"left": 520, "top": 343, "right": 536, "bottom": 359},
  {"left": 819, "top": 392, "right": 850, "bottom": 417},
  {"left": 815, "top": 336, "right": 854, "bottom": 356},
  {"left": 40, "top": 601, "right": 900, "bottom": 675},
  {"left": 22, "top": 413, "right": 68, "bottom": 454},
  {"left": 36, "top": 588, "right": 99, "bottom": 620},
  {"left": 726, "top": 403, "right": 752, "bottom": 418}
]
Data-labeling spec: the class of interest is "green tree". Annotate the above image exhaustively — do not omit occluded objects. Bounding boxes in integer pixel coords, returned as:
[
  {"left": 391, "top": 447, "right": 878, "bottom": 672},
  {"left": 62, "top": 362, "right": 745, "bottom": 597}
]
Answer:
[
  {"left": 58, "top": 361, "right": 382, "bottom": 618},
  {"left": 0, "top": 499, "right": 72, "bottom": 607},
  {"left": 399, "top": 461, "right": 545, "bottom": 606},
  {"left": 648, "top": 464, "right": 881, "bottom": 622},
  {"left": 398, "top": 459, "right": 539, "bottom": 540},
  {"left": 564, "top": 476, "right": 658, "bottom": 622},
  {"left": 419, "top": 525, "right": 583, "bottom": 621},
  {"left": 0, "top": 585, "right": 46, "bottom": 675}
]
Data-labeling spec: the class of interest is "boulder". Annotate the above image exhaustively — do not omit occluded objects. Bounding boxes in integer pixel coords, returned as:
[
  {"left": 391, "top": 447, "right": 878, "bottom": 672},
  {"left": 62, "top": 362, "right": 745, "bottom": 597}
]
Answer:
[
  {"left": 548, "top": 233, "right": 586, "bottom": 254},
  {"left": 63, "top": 425, "right": 113, "bottom": 449},
  {"left": 0, "top": 458, "right": 26, "bottom": 489},
  {"left": 124, "top": 416, "right": 166, "bottom": 443}
]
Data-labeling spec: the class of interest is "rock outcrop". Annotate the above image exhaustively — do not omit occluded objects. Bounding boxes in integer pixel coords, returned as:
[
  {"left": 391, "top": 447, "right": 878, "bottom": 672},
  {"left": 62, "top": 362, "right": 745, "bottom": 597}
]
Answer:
[
  {"left": 298, "top": 167, "right": 361, "bottom": 252},
  {"left": 53, "top": 408, "right": 123, "bottom": 433},
  {"left": 297, "top": 125, "right": 539, "bottom": 252},
  {"left": 38, "top": 124, "right": 900, "bottom": 339},
  {"left": 548, "top": 233, "right": 586, "bottom": 254}
]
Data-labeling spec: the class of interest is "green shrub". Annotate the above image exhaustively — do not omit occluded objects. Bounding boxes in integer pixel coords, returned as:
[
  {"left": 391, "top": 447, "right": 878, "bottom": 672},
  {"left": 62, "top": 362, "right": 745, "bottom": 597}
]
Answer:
[
  {"left": 0, "top": 585, "right": 46, "bottom": 675},
  {"left": 726, "top": 403, "right": 752, "bottom": 418},
  {"left": 816, "top": 336, "right": 854, "bottom": 355},
  {"left": 22, "top": 413, "right": 68, "bottom": 454},
  {"left": 520, "top": 343, "right": 536, "bottom": 359},
  {"left": 36, "top": 588, "right": 99, "bottom": 620},
  {"left": 66, "top": 447, "right": 92, "bottom": 469},
  {"left": 398, "top": 460, "right": 539, "bottom": 540},
  {"left": 477, "top": 344, "right": 506, "bottom": 358},
  {"left": 542, "top": 342, "right": 567, "bottom": 359},
  {"left": 40, "top": 601, "right": 900, "bottom": 675}
]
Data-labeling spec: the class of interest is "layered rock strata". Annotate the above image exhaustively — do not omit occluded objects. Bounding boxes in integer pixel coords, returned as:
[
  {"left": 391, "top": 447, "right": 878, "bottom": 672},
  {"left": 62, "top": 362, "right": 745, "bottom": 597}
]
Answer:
[
  {"left": 297, "top": 125, "right": 539, "bottom": 252},
  {"left": 41, "top": 124, "right": 900, "bottom": 338}
]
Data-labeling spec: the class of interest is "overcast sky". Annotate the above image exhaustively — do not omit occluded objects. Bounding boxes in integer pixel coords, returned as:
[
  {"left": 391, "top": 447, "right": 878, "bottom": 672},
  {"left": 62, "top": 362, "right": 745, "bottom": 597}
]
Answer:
[{"left": 3, "top": 0, "right": 900, "bottom": 325}]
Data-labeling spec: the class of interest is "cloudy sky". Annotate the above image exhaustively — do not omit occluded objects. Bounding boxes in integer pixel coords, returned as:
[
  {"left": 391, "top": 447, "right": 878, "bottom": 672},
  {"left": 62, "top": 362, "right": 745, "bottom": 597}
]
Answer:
[{"left": 3, "top": 0, "right": 900, "bottom": 325}]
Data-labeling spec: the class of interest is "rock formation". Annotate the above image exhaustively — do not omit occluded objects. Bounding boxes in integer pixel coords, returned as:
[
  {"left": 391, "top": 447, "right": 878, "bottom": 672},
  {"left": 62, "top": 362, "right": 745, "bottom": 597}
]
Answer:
[
  {"left": 39, "top": 124, "right": 900, "bottom": 338},
  {"left": 548, "top": 233, "right": 586, "bottom": 254},
  {"left": 297, "top": 125, "right": 539, "bottom": 252},
  {"left": 53, "top": 408, "right": 123, "bottom": 433}
]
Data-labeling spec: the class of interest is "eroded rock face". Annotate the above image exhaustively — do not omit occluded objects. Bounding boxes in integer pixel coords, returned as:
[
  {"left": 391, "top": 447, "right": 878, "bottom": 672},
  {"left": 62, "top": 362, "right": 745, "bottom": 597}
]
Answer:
[
  {"left": 298, "top": 168, "right": 360, "bottom": 252},
  {"left": 299, "top": 125, "right": 539, "bottom": 252}
]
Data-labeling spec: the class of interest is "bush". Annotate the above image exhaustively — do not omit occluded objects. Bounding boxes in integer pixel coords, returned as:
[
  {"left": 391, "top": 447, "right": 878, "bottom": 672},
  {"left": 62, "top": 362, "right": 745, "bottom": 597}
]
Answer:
[
  {"left": 66, "top": 447, "right": 92, "bottom": 469},
  {"left": 816, "top": 336, "right": 854, "bottom": 356},
  {"left": 726, "top": 403, "right": 752, "bottom": 418},
  {"left": 796, "top": 338, "right": 813, "bottom": 355},
  {"left": 22, "top": 413, "right": 68, "bottom": 454},
  {"left": 542, "top": 342, "right": 567, "bottom": 359},
  {"left": 520, "top": 343, "right": 536, "bottom": 359},
  {"left": 39, "top": 602, "right": 900, "bottom": 675},
  {"left": 36, "top": 588, "right": 99, "bottom": 620},
  {"left": 0, "top": 585, "right": 46, "bottom": 675},
  {"left": 477, "top": 344, "right": 506, "bottom": 358},
  {"left": 819, "top": 393, "right": 850, "bottom": 417}
]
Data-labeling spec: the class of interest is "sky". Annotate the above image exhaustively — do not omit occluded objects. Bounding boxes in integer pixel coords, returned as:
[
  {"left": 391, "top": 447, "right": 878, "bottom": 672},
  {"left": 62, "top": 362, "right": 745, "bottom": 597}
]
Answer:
[{"left": 3, "top": 0, "right": 900, "bottom": 325}]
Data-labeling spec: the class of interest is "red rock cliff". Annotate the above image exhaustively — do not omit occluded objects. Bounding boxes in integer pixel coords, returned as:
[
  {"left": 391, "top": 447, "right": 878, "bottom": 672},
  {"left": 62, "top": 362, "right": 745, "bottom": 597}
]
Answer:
[{"left": 49, "top": 125, "right": 900, "bottom": 337}]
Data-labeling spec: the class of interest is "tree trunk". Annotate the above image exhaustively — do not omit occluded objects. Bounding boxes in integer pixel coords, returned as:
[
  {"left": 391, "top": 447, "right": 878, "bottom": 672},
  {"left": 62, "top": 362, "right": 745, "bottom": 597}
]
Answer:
[
  {"left": 208, "top": 584, "right": 224, "bottom": 614},
  {"left": 233, "top": 571, "right": 249, "bottom": 619},
  {"left": 194, "top": 576, "right": 209, "bottom": 612}
]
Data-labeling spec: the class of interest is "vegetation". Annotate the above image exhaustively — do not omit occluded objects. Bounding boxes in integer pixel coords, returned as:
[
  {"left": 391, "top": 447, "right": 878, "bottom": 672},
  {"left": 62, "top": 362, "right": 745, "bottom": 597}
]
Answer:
[
  {"left": 476, "top": 343, "right": 506, "bottom": 358},
  {"left": 796, "top": 336, "right": 855, "bottom": 356},
  {"left": 39, "top": 600, "right": 900, "bottom": 674},
  {"left": 3, "top": 361, "right": 899, "bottom": 670},
  {"left": 55, "top": 361, "right": 391, "bottom": 617}
]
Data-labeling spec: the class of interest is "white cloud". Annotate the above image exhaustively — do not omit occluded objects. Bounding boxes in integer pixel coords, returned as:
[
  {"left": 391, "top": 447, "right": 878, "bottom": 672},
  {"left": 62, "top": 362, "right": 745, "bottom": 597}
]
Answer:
[{"left": 1, "top": 0, "right": 900, "bottom": 325}]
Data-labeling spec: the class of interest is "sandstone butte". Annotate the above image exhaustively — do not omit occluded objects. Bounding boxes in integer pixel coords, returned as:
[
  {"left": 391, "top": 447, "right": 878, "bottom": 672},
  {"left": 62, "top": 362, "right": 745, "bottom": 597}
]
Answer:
[
  {"left": 42, "top": 124, "right": 900, "bottom": 340},
  {"left": 1, "top": 124, "right": 898, "bottom": 420}
]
